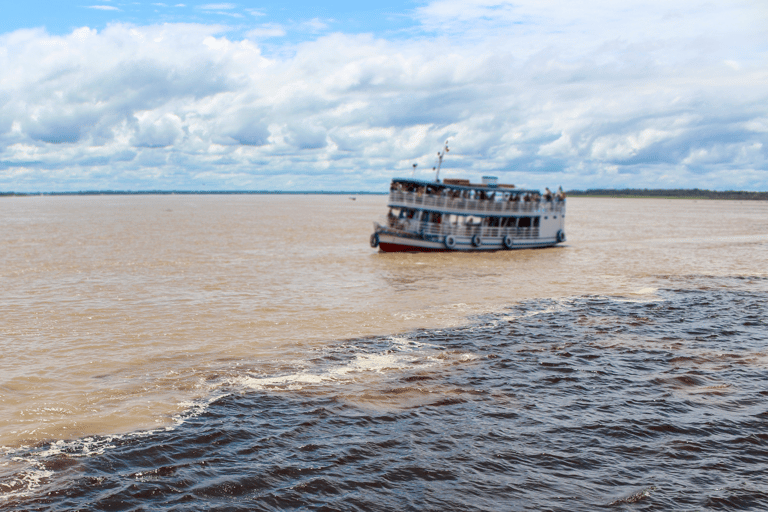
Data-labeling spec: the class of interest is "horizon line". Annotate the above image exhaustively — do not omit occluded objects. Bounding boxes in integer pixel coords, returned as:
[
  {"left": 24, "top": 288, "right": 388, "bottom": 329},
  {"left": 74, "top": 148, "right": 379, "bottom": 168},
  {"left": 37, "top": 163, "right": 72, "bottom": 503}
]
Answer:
[
  {"left": 2, "top": 187, "right": 767, "bottom": 197},
  {"left": 0, "top": 190, "right": 388, "bottom": 196}
]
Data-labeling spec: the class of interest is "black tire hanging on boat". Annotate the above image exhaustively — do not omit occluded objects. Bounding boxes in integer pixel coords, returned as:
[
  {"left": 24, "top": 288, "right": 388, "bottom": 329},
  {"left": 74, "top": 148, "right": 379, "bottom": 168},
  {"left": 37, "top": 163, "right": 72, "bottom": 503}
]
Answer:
[
  {"left": 556, "top": 230, "right": 566, "bottom": 243},
  {"left": 444, "top": 235, "right": 456, "bottom": 249},
  {"left": 370, "top": 233, "right": 380, "bottom": 248},
  {"left": 503, "top": 234, "right": 514, "bottom": 249},
  {"left": 472, "top": 234, "right": 482, "bottom": 247}
]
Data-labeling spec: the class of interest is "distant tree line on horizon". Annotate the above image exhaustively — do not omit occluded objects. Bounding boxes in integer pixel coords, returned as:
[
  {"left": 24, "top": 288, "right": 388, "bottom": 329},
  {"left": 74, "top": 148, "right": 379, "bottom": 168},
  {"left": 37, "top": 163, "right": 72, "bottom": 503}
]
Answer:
[
  {"left": 566, "top": 188, "right": 768, "bottom": 200},
  {"left": 2, "top": 188, "right": 767, "bottom": 200},
  {"left": 0, "top": 190, "right": 384, "bottom": 197}
]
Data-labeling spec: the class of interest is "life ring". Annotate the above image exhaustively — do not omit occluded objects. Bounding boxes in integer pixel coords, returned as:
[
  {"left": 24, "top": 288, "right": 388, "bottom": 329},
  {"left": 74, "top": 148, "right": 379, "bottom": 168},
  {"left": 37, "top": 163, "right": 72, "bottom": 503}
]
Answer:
[
  {"left": 472, "top": 234, "right": 482, "bottom": 247},
  {"left": 556, "top": 230, "right": 566, "bottom": 243},
  {"left": 444, "top": 235, "right": 456, "bottom": 249},
  {"left": 503, "top": 234, "right": 514, "bottom": 249},
  {"left": 370, "top": 233, "right": 380, "bottom": 248}
]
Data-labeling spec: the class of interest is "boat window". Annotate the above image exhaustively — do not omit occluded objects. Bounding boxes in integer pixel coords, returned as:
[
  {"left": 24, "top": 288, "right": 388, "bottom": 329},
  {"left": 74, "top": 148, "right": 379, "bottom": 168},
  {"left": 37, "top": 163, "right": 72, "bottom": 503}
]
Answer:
[
  {"left": 518, "top": 217, "right": 531, "bottom": 228},
  {"left": 533, "top": 217, "right": 540, "bottom": 228}
]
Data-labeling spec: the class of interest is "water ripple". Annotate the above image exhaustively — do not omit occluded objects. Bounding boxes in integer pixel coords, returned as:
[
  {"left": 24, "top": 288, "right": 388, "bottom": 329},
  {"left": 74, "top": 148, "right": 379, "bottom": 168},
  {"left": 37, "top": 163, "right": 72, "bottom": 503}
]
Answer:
[{"left": 2, "top": 284, "right": 768, "bottom": 511}]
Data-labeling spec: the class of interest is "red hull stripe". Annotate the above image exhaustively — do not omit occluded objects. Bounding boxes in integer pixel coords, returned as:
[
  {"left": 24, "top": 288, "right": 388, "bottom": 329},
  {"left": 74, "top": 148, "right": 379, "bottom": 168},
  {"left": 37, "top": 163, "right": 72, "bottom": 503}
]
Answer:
[{"left": 378, "top": 242, "right": 449, "bottom": 253}]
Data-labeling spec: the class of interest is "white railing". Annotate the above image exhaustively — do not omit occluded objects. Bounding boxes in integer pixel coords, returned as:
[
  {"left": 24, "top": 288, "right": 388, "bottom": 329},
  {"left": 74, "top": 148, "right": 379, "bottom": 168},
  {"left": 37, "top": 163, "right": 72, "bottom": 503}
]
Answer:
[
  {"left": 388, "top": 190, "right": 565, "bottom": 215},
  {"left": 383, "top": 219, "right": 540, "bottom": 239}
]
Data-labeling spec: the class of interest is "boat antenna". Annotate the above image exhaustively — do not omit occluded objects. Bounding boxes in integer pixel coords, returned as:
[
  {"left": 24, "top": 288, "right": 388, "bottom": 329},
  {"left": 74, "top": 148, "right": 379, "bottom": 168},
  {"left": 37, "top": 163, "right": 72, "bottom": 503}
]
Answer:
[
  {"left": 411, "top": 163, "right": 417, "bottom": 177},
  {"left": 434, "top": 141, "right": 449, "bottom": 182}
]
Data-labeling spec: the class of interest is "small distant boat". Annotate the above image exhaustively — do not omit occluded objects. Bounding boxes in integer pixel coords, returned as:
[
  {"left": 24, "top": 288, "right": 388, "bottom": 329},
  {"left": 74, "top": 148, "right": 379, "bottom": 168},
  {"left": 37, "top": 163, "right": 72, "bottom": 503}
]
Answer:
[
  {"left": 370, "top": 143, "right": 566, "bottom": 252},
  {"left": 349, "top": 196, "right": 357, "bottom": 201}
]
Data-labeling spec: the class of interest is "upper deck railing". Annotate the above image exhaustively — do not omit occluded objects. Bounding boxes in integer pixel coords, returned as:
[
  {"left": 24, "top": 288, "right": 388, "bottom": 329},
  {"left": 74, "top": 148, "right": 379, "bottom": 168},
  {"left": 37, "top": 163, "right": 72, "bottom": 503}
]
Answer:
[{"left": 388, "top": 190, "right": 565, "bottom": 216}]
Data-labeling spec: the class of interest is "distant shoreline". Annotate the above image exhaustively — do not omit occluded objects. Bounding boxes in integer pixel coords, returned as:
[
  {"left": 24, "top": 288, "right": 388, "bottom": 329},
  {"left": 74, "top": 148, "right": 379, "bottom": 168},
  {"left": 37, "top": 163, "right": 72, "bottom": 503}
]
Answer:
[
  {"left": 566, "top": 189, "right": 768, "bottom": 200},
  {"left": 2, "top": 188, "right": 767, "bottom": 200},
  {"left": 0, "top": 191, "right": 387, "bottom": 197}
]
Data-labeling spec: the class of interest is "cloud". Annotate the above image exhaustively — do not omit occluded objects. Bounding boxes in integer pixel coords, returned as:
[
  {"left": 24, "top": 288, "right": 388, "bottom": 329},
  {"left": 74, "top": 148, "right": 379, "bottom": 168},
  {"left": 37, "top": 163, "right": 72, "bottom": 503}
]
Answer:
[
  {"left": 87, "top": 5, "right": 121, "bottom": 11},
  {"left": 302, "top": 18, "right": 329, "bottom": 32},
  {"left": 199, "top": 3, "right": 236, "bottom": 10},
  {"left": 1, "top": 0, "right": 767, "bottom": 192},
  {"left": 131, "top": 112, "right": 184, "bottom": 147},
  {"left": 246, "top": 26, "right": 286, "bottom": 39}
]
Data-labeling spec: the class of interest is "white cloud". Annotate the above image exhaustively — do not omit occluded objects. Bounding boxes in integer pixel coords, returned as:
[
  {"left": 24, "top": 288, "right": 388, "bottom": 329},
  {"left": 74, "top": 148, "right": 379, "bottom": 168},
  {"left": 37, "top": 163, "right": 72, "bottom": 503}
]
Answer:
[
  {"left": 87, "top": 5, "right": 121, "bottom": 11},
  {"left": 1, "top": 0, "right": 767, "bottom": 192},
  {"left": 246, "top": 26, "right": 286, "bottom": 39},
  {"left": 199, "top": 3, "right": 236, "bottom": 10},
  {"left": 302, "top": 18, "right": 330, "bottom": 32}
]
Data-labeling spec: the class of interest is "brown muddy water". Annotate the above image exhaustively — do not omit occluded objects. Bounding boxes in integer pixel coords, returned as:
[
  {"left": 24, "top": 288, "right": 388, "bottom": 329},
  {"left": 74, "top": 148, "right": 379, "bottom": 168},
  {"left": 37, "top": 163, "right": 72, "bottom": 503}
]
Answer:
[{"left": 1, "top": 195, "right": 767, "bottom": 510}]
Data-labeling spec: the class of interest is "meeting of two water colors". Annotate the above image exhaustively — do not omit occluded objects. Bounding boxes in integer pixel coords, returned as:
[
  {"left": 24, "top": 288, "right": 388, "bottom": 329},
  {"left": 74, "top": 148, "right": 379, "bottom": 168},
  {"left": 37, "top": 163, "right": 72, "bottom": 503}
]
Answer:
[{"left": 1, "top": 194, "right": 767, "bottom": 510}]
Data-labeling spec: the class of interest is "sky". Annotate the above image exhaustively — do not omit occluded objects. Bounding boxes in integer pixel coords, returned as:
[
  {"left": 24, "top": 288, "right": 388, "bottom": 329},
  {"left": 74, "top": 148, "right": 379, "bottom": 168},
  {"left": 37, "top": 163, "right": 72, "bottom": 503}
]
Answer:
[{"left": 1, "top": 1, "right": 767, "bottom": 192}]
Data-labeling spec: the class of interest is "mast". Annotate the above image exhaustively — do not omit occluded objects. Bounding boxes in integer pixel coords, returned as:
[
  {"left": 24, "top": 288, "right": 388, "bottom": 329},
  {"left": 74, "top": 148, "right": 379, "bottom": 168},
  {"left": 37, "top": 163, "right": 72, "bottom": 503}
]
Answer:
[{"left": 434, "top": 141, "right": 449, "bottom": 182}]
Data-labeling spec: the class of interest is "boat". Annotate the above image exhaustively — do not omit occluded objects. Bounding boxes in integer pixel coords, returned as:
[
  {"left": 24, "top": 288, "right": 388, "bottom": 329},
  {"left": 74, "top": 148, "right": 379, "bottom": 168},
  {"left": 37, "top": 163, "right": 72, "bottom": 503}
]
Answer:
[{"left": 370, "top": 143, "right": 566, "bottom": 252}]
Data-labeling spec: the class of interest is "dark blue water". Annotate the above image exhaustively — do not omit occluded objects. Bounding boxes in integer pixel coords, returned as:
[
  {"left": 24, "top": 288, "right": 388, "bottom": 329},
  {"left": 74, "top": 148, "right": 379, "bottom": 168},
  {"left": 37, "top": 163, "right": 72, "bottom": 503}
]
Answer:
[{"left": 3, "top": 279, "right": 767, "bottom": 511}]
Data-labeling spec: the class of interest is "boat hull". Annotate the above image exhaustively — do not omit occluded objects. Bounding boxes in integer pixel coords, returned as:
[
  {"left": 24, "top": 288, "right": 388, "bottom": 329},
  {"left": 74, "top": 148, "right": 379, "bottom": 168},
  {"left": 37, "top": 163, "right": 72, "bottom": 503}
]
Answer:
[{"left": 375, "top": 231, "right": 561, "bottom": 253}]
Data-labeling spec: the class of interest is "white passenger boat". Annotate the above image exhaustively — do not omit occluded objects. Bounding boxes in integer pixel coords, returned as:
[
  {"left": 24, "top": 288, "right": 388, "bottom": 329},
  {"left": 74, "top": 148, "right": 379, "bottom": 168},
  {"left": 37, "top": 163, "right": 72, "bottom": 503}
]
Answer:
[{"left": 370, "top": 144, "right": 566, "bottom": 252}]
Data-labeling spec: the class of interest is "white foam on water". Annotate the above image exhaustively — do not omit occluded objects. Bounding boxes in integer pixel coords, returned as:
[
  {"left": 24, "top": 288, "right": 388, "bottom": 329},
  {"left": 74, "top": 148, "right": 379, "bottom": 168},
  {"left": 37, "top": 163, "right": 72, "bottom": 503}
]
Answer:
[
  {"left": 0, "top": 392, "right": 226, "bottom": 503},
  {"left": 234, "top": 334, "right": 443, "bottom": 391},
  {"left": 0, "top": 330, "right": 459, "bottom": 502}
]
